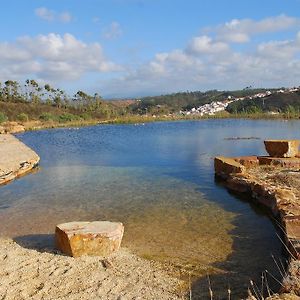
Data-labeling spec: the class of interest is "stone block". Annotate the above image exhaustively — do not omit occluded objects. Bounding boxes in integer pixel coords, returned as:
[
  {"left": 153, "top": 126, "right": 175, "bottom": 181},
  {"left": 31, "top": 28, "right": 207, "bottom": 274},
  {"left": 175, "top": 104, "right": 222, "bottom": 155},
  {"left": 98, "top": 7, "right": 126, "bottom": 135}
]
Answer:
[
  {"left": 258, "top": 156, "right": 300, "bottom": 168},
  {"left": 283, "top": 216, "right": 300, "bottom": 259},
  {"left": 264, "top": 140, "right": 299, "bottom": 158},
  {"left": 55, "top": 221, "right": 124, "bottom": 257},
  {"left": 233, "top": 156, "right": 259, "bottom": 169},
  {"left": 214, "top": 156, "right": 245, "bottom": 178},
  {"left": 226, "top": 177, "right": 251, "bottom": 193}
]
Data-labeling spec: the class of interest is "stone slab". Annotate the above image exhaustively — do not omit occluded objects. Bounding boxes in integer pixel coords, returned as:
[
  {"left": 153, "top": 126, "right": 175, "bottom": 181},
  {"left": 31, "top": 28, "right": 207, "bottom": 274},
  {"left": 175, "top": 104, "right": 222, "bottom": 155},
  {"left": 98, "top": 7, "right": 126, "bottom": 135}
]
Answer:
[
  {"left": 264, "top": 140, "right": 299, "bottom": 158},
  {"left": 0, "top": 134, "right": 40, "bottom": 185},
  {"left": 258, "top": 156, "right": 300, "bottom": 168},
  {"left": 283, "top": 217, "right": 300, "bottom": 259},
  {"left": 55, "top": 221, "right": 124, "bottom": 257},
  {"left": 233, "top": 156, "right": 259, "bottom": 169},
  {"left": 214, "top": 156, "right": 245, "bottom": 177}
]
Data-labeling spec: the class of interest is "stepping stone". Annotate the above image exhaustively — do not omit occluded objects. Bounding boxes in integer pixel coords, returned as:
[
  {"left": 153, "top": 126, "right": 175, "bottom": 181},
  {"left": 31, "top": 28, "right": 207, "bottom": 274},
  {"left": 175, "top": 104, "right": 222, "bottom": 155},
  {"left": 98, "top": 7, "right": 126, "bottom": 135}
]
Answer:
[
  {"left": 264, "top": 140, "right": 300, "bottom": 158},
  {"left": 55, "top": 221, "right": 124, "bottom": 257}
]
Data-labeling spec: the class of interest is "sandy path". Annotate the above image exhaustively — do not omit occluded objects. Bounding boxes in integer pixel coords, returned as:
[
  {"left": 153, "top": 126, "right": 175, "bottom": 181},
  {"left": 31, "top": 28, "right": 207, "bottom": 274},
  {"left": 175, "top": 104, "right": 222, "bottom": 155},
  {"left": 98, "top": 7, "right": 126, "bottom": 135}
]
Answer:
[{"left": 0, "top": 238, "right": 183, "bottom": 300}]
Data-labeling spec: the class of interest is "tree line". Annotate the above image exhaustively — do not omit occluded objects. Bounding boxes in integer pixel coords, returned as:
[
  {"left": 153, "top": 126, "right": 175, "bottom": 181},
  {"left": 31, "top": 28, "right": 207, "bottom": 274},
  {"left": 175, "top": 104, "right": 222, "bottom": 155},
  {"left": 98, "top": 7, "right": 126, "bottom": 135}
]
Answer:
[{"left": 0, "top": 79, "right": 125, "bottom": 121}]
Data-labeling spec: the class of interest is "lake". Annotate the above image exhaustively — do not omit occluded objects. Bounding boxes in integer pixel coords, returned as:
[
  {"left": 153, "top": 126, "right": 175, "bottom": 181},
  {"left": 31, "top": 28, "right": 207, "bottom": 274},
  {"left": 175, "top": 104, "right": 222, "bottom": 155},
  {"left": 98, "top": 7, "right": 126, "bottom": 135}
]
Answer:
[{"left": 1, "top": 119, "right": 298, "bottom": 298}]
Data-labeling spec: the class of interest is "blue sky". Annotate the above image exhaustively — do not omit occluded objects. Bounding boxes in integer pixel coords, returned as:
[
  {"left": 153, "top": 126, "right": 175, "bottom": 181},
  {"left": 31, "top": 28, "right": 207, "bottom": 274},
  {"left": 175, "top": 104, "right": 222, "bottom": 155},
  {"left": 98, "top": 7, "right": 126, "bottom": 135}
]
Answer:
[{"left": 0, "top": 0, "right": 300, "bottom": 98}]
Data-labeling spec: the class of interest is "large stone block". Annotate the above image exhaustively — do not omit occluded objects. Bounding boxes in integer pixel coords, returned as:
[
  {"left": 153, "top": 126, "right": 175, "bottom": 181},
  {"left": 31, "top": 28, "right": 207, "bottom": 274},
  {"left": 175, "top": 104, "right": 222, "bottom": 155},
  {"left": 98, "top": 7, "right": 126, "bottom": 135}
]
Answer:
[
  {"left": 55, "top": 221, "right": 124, "bottom": 257},
  {"left": 264, "top": 140, "right": 300, "bottom": 158},
  {"left": 214, "top": 156, "right": 245, "bottom": 177}
]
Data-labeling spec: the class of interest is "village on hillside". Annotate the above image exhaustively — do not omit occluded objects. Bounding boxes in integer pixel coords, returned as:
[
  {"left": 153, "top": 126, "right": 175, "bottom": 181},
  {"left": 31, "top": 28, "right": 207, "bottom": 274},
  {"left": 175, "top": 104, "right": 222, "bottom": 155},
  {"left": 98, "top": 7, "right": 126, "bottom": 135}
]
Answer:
[{"left": 181, "top": 87, "right": 300, "bottom": 116}]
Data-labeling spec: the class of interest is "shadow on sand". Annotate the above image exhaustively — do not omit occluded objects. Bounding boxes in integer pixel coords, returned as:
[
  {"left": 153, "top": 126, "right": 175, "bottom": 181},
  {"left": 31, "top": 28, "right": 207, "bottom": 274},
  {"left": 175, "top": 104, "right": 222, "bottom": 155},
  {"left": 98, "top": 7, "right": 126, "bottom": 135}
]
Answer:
[{"left": 14, "top": 234, "right": 57, "bottom": 254}]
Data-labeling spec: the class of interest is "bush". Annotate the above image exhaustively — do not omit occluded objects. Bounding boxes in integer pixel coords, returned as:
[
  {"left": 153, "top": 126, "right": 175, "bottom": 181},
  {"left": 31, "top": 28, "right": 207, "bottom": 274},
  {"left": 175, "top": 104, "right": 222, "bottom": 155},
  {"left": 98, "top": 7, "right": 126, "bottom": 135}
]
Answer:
[
  {"left": 58, "top": 113, "right": 80, "bottom": 123},
  {"left": 0, "top": 112, "right": 8, "bottom": 123},
  {"left": 17, "top": 113, "right": 29, "bottom": 122},
  {"left": 39, "top": 112, "right": 56, "bottom": 121},
  {"left": 80, "top": 113, "right": 92, "bottom": 120}
]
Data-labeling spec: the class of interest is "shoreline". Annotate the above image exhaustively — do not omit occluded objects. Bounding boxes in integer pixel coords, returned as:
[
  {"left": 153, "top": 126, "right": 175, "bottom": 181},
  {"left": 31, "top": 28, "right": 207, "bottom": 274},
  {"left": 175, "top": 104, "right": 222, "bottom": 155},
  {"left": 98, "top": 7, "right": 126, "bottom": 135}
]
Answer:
[
  {"left": 215, "top": 155, "right": 300, "bottom": 298},
  {"left": 2, "top": 113, "right": 300, "bottom": 135}
]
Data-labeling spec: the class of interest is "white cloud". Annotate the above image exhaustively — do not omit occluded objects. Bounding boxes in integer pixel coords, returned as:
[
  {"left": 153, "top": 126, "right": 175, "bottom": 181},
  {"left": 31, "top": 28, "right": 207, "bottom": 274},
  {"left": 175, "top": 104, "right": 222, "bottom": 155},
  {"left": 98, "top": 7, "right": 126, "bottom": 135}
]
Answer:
[
  {"left": 35, "top": 7, "right": 73, "bottom": 23},
  {"left": 0, "top": 33, "right": 120, "bottom": 83},
  {"left": 210, "top": 15, "right": 300, "bottom": 43},
  {"left": 103, "top": 22, "right": 123, "bottom": 39},
  {"left": 187, "top": 36, "right": 229, "bottom": 54},
  {"left": 100, "top": 16, "right": 300, "bottom": 97}
]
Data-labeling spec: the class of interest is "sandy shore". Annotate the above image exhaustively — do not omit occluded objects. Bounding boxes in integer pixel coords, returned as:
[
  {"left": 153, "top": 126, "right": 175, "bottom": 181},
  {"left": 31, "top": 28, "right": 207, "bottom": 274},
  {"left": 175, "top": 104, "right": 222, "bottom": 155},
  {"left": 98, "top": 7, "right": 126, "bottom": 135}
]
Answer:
[
  {"left": 0, "top": 238, "right": 183, "bottom": 300},
  {"left": 0, "top": 134, "right": 39, "bottom": 185}
]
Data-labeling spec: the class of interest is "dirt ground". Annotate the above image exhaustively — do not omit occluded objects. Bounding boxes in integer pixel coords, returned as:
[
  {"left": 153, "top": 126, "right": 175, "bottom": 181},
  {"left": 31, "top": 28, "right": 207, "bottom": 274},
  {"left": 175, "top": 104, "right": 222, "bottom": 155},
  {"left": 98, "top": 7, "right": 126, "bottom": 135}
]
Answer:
[{"left": 0, "top": 238, "right": 184, "bottom": 300}]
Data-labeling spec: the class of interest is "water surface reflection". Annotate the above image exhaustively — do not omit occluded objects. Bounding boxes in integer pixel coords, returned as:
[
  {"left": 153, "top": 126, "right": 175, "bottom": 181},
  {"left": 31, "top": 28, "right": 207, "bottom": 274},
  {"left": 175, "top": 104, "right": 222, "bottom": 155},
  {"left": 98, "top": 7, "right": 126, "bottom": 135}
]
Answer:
[{"left": 1, "top": 119, "right": 297, "bottom": 297}]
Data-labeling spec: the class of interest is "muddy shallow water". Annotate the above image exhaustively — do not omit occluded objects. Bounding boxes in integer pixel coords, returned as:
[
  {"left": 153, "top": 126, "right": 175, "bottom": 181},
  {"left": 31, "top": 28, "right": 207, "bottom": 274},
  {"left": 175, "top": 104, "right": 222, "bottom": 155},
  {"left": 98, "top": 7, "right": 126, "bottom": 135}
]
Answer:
[{"left": 1, "top": 119, "right": 299, "bottom": 298}]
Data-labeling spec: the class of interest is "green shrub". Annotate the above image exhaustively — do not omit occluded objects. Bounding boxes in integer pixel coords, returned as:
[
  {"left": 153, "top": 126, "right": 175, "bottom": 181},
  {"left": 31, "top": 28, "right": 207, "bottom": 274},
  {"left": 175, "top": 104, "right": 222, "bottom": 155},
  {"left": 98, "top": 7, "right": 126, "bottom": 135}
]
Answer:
[
  {"left": 17, "top": 113, "right": 29, "bottom": 122},
  {"left": 80, "top": 113, "right": 92, "bottom": 120},
  {"left": 58, "top": 113, "right": 80, "bottom": 123},
  {"left": 39, "top": 112, "right": 56, "bottom": 121},
  {"left": 0, "top": 112, "right": 8, "bottom": 123}
]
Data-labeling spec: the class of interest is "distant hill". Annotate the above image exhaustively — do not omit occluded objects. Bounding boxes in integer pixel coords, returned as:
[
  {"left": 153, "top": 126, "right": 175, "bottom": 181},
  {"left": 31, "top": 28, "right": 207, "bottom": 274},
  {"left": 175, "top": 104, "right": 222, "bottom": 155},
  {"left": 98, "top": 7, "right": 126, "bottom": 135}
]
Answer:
[
  {"left": 129, "top": 88, "right": 276, "bottom": 115},
  {"left": 226, "top": 91, "right": 300, "bottom": 114}
]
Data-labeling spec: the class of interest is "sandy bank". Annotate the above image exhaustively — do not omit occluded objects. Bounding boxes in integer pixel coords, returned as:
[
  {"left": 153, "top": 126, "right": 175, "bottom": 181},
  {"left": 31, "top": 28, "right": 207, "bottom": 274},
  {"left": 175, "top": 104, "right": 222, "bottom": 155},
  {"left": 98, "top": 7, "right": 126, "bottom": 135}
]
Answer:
[
  {"left": 0, "top": 238, "right": 182, "bottom": 300},
  {"left": 0, "top": 134, "right": 39, "bottom": 185}
]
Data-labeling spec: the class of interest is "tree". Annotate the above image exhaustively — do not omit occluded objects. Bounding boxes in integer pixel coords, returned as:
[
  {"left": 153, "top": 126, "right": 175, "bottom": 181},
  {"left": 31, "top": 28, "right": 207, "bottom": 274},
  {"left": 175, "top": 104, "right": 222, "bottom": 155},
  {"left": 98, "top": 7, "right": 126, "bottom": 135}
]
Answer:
[{"left": 26, "top": 79, "right": 41, "bottom": 104}]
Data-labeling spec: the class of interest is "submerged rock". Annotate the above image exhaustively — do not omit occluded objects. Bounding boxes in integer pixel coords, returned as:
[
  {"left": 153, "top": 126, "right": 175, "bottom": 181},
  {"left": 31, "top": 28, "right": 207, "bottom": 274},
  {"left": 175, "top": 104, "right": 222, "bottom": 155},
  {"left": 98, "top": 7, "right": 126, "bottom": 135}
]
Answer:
[
  {"left": 264, "top": 140, "right": 300, "bottom": 158},
  {"left": 55, "top": 221, "right": 124, "bottom": 257}
]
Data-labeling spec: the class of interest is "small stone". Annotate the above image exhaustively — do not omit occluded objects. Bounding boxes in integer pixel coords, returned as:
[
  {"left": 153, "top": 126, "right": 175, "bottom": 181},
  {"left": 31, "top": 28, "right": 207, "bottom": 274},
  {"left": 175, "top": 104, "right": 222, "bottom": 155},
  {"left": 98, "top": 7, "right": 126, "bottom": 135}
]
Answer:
[
  {"left": 264, "top": 140, "right": 300, "bottom": 158},
  {"left": 55, "top": 221, "right": 124, "bottom": 257}
]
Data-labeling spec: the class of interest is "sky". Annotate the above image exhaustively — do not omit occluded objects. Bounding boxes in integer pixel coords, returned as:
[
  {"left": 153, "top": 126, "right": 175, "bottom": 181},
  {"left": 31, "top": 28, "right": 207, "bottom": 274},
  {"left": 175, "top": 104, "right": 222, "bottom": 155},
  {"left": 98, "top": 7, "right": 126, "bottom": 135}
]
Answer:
[{"left": 1, "top": 0, "right": 300, "bottom": 98}]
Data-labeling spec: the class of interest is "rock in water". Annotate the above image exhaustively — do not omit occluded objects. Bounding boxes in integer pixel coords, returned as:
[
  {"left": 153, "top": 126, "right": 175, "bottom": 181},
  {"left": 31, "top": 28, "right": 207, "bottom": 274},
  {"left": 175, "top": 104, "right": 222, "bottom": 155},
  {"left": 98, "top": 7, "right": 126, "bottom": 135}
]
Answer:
[
  {"left": 55, "top": 221, "right": 124, "bottom": 257},
  {"left": 214, "top": 156, "right": 245, "bottom": 177},
  {"left": 264, "top": 140, "right": 300, "bottom": 158}
]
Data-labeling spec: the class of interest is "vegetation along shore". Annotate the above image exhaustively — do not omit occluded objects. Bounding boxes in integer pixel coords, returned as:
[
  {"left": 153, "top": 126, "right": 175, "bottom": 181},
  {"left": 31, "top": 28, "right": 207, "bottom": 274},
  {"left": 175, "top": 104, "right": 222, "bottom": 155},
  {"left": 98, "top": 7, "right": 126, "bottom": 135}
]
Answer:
[{"left": 1, "top": 81, "right": 300, "bottom": 133}]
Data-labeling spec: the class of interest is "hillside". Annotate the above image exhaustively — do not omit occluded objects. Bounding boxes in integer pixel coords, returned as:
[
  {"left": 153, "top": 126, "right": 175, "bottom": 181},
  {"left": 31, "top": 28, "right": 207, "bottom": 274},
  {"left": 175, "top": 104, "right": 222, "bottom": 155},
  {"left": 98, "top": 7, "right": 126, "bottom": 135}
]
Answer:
[
  {"left": 130, "top": 88, "right": 276, "bottom": 115},
  {"left": 1, "top": 79, "right": 300, "bottom": 124},
  {"left": 226, "top": 91, "right": 300, "bottom": 114}
]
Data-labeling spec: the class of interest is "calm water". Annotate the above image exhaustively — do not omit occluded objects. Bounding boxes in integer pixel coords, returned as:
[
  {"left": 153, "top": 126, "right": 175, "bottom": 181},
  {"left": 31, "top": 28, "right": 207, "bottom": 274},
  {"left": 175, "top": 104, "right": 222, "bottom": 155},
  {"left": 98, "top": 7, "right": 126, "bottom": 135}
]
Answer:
[{"left": 1, "top": 119, "right": 299, "bottom": 298}]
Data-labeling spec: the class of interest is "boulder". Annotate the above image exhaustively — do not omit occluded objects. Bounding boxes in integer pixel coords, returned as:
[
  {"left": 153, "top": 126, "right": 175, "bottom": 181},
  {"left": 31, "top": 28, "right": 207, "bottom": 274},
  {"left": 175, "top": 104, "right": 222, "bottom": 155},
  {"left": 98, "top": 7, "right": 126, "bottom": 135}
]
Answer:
[
  {"left": 55, "top": 221, "right": 124, "bottom": 257},
  {"left": 264, "top": 140, "right": 299, "bottom": 158},
  {"left": 214, "top": 156, "right": 245, "bottom": 178}
]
